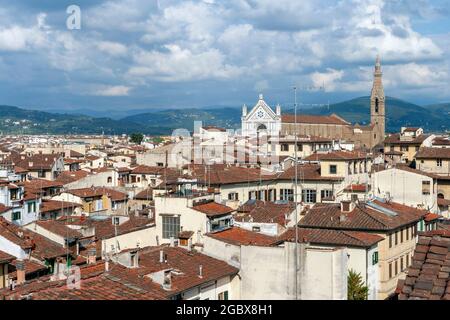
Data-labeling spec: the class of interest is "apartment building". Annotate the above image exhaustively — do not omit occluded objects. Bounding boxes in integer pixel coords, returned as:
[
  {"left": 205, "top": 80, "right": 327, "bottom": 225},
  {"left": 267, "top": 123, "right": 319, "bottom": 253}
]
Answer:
[
  {"left": 298, "top": 199, "right": 432, "bottom": 299},
  {"left": 383, "top": 127, "right": 434, "bottom": 163}
]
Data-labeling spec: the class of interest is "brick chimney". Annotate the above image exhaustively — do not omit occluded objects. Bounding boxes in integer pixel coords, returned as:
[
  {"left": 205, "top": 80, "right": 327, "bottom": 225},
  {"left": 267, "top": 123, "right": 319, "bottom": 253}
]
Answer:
[
  {"left": 87, "top": 248, "right": 96, "bottom": 264},
  {"left": 341, "top": 200, "right": 355, "bottom": 213},
  {"left": 16, "top": 260, "right": 26, "bottom": 285}
]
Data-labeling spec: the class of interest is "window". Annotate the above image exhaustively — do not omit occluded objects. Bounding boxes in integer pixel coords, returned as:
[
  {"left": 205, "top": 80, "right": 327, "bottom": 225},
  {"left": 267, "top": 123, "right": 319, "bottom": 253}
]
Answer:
[
  {"left": 395, "top": 260, "right": 398, "bottom": 275},
  {"left": 281, "top": 144, "right": 289, "bottom": 152},
  {"left": 395, "top": 231, "right": 398, "bottom": 245},
  {"left": 162, "top": 216, "right": 180, "bottom": 239},
  {"left": 400, "top": 256, "right": 404, "bottom": 271},
  {"left": 400, "top": 146, "right": 409, "bottom": 152},
  {"left": 157, "top": 162, "right": 164, "bottom": 167},
  {"left": 27, "top": 202, "right": 36, "bottom": 213},
  {"left": 389, "top": 234, "right": 393, "bottom": 248},
  {"left": 413, "top": 225, "right": 417, "bottom": 238},
  {"left": 248, "top": 191, "right": 257, "bottom": 200},
  {"left": 406, "top": 227, "right": 409, "bottom": 241},
  {"left": 372, "top": 252, "right": 378, "bottom": 265},
  {"left": 400, "top": 228, "right": 404, "bottom": 243},
  {"left": 180, "top": 238, "right": 188, "bottom": 246},
  {"left": 296, "top": 143, "right": 303, "bottom": 151},
  {"left": 252, "top": 226, "right": 261, "bottom": 232},
  {"left": 320, "top": 190, "right": 333, "bottom": 201},
  {"left": 422, "top": 181, "right": 430, "bottom": 195},
  {"left": 406, "top": 254, "right": 410, "bottom": 267},
  {"left": 228, "top": 193, "right": 239, "bottom": 201},
  {"left": 415, "top": 146, "right": 420, "bottom": 151},
  {"left": 389, "top": 262, "right": 393, "bottom": 279},
  {"left": 218, "top": 291, "right": 229, "bottom": 300},
  {"left": 329, "top": 165, "right": 337, "bottom": 174},
  {"left": 38, "top": 170, "right": 45, "bottom": 178},
  {"left": 437, "top": 159, "right": 443, "bottom": 167},
  {"left": 302, "top": 189, "right": 317, "bottom": 203},
  {"left": 12, "top": 211, "right": 21, "bottom": 221},
  {"left": 280, "top": 189, "right": 294, "bottom": 201},
  {"left": 107, "top": 177, "right": 112, "bottom": 183},
  {"left": 375, "top": 98, "right": 379, "bottom": 113}
]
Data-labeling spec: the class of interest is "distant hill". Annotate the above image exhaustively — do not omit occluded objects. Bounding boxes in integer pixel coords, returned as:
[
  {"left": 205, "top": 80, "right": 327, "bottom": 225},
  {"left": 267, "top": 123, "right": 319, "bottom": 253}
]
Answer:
[
  {"left": 300, "top": 96, "right": 450, "bottom": 133},
  {"left": 0, "top": 96, "right": 449, "bottom": 135}
]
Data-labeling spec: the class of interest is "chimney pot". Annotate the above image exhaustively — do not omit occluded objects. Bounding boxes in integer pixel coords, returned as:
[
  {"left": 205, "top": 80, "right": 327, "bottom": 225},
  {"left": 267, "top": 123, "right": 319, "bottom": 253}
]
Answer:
[
  {"left": 16, "top": 260, "right": 26, "bottom": 285},
  {"left": 198, "top": 264, "right": 203, "bottom": 278},
  {"left": 159, "top": 250, "right": 164, "bottom": 263}
]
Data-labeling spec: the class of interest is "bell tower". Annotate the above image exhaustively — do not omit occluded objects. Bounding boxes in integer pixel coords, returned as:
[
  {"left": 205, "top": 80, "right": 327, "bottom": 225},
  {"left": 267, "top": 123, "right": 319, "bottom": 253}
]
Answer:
[{"left": 370, "top": 54, "right": 385, "bottom": 146}]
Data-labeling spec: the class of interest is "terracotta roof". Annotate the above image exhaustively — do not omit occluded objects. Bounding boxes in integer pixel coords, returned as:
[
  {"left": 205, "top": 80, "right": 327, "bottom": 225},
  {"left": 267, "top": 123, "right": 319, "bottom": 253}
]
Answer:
[
  {"left": 206, "top": 227, "right": 278, "bottom": 246},
  {"left": 178, "top": 231, "right": 194, "bottom": 239},
  {"left": 127, "top": 246, "right": 239, "bottom": 296},
  {"left": 8, "top": 259, "right": 48, "bottom": 280},
  {"left": 12, "top": 153, "right": 61, "bottom": 171},
  {"left": 299, "top": 200, "right": 428, "bottom": 232},
  {"left": 277, "top": 163, "right": 343, "bottom": 181},
  {"left": 191, "top": 201, "right": 234, "bottom": 217},
  {"left": 0, "top": 250, "right": 14, "bottom": 264},
  {"left": 79, "top": 215, "right": 154, "bottom": 240},
  {"left": 0, "top": 203, "right": 11, "bottom": 214},
  {"left": 281, "top": 113, "right": 349, "bottom": 125},
  {"left": 134, "top": 188, "right": 153, "bottom": 200},
  {"left": 35, "top": 220, "right": 84, "bottom": 239},
  {"left": 20, "top": 179, "right": 63, "bottom": 194},
  {"left": 344, "top": 184, "right": 369, "bottom": 193},
  {"left": 235, "top": 200, "right": 296, "bottom": 225},
  {"left": 40, "top": 199, "right": 81, "bottom": 213},
  {"left": 415, "top": 147, "right": 450, "bottom": 159},
  {"left": 65, "top": 187, "right": 127, "bottom": 201},
  {"left": 280, "top": 227, "right": 383, "bottom": 248},
  {"left": 424, "top": 213, "right": 441, "bottom": 222},
  {"left": 66, "top": 150, "right": 84, "bottom": 158},
  {"left": 433, "top": 137, "right": 450, "bottom": 146},
  {"left": 188, "top": 164, "right": 277, "bottom": 185},
  {"left": 304, "top": 150, "right": 370, "bottom": 161},
  {"left": 0, "top": 262, "right": 166, "bottom": 300},
  {"left": 384, "top": 133, "right": 430, "bottom": 145},
  {"left": 131, "top": 165, "right": 177, "bottom": 175},
  {"left": 398, "top": 231, "right": 450, "bottom": 300},
  {"left": 55, "top": 170, "right": 90, "bottom": 184},
  {"left": 0, "top": 217, "right": 67, "bottom": 260}
]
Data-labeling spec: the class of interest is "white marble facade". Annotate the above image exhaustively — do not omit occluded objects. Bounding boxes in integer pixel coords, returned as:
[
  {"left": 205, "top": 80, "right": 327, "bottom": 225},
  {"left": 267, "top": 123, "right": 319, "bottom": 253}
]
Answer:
[{"left": 241, "top": 94, "right": 281, "bottom": 137}]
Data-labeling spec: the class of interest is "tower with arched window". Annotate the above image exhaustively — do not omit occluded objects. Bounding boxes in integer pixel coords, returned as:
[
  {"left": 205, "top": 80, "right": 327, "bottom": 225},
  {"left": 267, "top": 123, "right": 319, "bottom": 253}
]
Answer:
[{"left": 370, "top": 55, "right": 386, "bottom": 146}]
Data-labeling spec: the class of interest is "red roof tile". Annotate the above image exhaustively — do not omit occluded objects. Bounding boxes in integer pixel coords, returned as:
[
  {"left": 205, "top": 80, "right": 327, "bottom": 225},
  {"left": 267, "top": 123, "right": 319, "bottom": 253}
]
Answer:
[
  {"left": 192, "top": 201, "right": 234, "bottom": 217},
  {"left": 206, "top": 227, "right": 277, "bottom": 246}
]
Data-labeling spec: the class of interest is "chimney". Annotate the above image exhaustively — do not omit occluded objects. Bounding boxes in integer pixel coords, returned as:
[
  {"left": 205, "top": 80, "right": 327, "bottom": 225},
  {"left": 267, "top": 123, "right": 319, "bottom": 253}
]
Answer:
[
  {"left": 170, "top": 236, "right": 174, "bottom": 247},
  {"left": 16, "top": 260, "right": 26, "bottom": 285},
  {"left": 341, "top": 200, "right": 355, "bottom": 213},
  {"left": 105, "top": 260, "right": 109, "bottom": 272},
  {"left": 28, "top": 162, "right": 33, "bottom": 167},
  {"left": 87, "top": 248, "right": 96, "bottom": 264},
  {"left": 187, "top": 238, "right": 192, "bottom": 252},
  {"left": 159, "top": 250, "right": 164, "bottom": 263},
  {"left": 198, "top": 264, "right": 203, "bottom": 278}
]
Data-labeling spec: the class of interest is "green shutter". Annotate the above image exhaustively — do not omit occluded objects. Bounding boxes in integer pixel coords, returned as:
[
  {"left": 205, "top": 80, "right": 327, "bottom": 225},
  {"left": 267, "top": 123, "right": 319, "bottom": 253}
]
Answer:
[{"left": 224, "top": 291, "right": 229, "bottom": 300}]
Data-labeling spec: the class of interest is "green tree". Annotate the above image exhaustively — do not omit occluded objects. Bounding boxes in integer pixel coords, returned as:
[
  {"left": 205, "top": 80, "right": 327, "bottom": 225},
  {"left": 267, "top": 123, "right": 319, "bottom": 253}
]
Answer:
[
  {"left": 347, "top": 269, "right": 369, "bottom": 300},
  {"left": 130, "top": 133, "right": 144, "bottom": 144}
]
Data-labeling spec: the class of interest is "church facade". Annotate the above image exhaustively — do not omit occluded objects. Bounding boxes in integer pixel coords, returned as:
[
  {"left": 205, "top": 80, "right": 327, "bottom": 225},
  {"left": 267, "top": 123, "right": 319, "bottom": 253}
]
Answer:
[{"left": 241, "top": 56, "right": 386, "bottom": 150}]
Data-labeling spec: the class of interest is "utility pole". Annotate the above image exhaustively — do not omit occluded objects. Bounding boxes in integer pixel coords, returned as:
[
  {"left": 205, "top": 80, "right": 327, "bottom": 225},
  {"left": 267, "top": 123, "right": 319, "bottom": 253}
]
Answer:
[{"left": 293, "top": 86, "right": 299, "bottom": 300}]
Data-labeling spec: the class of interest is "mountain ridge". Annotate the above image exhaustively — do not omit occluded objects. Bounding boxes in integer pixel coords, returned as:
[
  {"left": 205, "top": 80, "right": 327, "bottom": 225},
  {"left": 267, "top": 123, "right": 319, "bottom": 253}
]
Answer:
[{"left": 1, "top": 96, "right": 449, "bottom": 135}]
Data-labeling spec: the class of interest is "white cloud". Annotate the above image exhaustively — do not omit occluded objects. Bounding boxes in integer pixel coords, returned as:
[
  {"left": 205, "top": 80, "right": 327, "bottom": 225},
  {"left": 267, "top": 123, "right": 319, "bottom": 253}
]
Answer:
[
  {"left": 93, "top": 85, "right": 131, "bottom": 96},
  {"left": 97, "top": 41, "right": 128, "bottom": 56},
  {"left": 128, "top": 44, "right": 242, "bottom": 82},
  {"left": 311, "top": 68, "right": 344, "bottom": 92}
]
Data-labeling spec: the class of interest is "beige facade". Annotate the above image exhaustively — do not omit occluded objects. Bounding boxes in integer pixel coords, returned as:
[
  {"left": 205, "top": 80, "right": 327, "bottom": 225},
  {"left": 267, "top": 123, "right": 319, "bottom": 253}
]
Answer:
[{"left": 375, "top": 223, "right": 421, "bottom": 299}]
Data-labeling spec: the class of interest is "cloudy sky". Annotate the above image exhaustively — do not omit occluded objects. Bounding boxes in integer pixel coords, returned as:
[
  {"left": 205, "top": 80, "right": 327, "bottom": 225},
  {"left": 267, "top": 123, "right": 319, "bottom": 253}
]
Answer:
[{"left": 0, "top": 0, "right": 449, "bottom": 113}]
